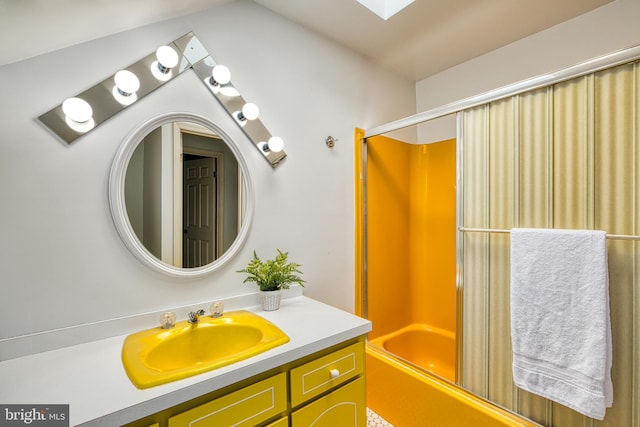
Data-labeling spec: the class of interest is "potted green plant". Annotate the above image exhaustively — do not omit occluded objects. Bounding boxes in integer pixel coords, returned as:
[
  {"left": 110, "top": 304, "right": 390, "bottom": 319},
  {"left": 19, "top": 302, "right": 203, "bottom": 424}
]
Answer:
[{"left": 237, "top": 249, "right": 305, "bottom": 310}]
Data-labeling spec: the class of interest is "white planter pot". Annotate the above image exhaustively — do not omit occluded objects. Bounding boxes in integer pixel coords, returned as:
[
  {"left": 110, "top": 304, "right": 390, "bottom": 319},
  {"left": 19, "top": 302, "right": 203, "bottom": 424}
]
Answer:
[{"left": 260, "top": 290, "right": 282, "bottom": 311}]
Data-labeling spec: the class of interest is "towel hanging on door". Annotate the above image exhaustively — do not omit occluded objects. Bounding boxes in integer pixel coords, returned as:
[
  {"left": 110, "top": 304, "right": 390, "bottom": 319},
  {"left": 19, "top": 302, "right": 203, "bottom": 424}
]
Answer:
[{"left": 510, "top": 228, "right": 612, "bottom": 420}]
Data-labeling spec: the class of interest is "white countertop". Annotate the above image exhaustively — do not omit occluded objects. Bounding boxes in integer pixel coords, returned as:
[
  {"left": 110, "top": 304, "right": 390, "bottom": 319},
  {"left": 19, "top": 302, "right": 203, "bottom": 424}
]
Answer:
[{"left": 0, "top": 296, "right": 371, "bottom": 426}]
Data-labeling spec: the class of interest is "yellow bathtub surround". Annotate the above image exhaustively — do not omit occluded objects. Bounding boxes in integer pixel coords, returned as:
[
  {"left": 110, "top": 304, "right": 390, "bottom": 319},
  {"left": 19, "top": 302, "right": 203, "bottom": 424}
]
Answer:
[
  {"left": 122, "top": 310, "right": 290, "bottom": 389},
  {"left": 0, "top": 296, "right": 371, "bottom": 426},
  {"left": 359, "top": 135, "right": 456, "bottom": 339}
]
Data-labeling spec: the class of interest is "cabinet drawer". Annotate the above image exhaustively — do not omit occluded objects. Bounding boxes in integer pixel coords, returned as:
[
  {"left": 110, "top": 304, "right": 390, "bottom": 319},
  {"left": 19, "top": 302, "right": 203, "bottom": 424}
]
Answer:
[
  {"left": 291, "top": 376, "right": 366, "bottom": 427},
  {"left": 168, "top": 372, "right": 287, "bottom": 427},
  {"left": 290, "top": 342, "right": 364, "bottom": 407}
]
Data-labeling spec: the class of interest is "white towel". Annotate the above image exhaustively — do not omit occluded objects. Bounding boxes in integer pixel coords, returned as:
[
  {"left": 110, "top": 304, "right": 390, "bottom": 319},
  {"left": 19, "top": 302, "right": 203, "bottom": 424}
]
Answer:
[{"left": 510, "top": 228, "right": 612, "bottom": 420}]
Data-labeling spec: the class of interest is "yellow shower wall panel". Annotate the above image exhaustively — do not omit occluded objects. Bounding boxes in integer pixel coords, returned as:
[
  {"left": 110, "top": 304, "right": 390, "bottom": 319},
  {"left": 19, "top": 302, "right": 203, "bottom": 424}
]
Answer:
[
  {"left": 364, "top": 135, "right": 457, "bottom": 339},
  {"left": 409, "top": 140, "right": 456, "bottom": 331},
  {"left": 408, "top": 144, "right": 429, "bottom": 326},
  {"left": 366, "top": 135, "right": 412, "bottom": 339}
]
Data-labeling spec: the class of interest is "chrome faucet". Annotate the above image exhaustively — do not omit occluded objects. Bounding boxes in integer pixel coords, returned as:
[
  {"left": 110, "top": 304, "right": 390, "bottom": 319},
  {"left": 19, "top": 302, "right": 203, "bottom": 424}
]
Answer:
[{"left": 187, "top": 309, "right": 205, "bottom": 324}]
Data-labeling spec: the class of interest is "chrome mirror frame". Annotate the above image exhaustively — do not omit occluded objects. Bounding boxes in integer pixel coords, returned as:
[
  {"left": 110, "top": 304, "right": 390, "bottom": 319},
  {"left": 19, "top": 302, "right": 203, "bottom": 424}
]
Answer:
[
  {"left": 108, "top": 112, "right": 255, "bottom": 278},
  {"left": 38, "top": 32, "right": 286, "bottom": 167}
]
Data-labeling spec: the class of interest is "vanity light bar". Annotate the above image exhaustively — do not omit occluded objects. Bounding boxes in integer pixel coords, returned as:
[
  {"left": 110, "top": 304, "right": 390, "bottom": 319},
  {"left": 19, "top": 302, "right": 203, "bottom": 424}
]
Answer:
[
  {"left": 190, "top": 56, "right": 286, "bottom": 166},
  {"left": 38, "top": 38, "right": 189, "bottom": 144},
  {"left": 37, "top": 32, "right": 286, "bottom": 168}
]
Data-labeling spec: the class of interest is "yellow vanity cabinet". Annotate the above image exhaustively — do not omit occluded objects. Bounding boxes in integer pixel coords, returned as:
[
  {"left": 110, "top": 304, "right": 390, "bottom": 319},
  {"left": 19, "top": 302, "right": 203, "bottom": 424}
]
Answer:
[
  {"left": 124, "top": 338, "right": 365, "bottom": 427},
  {"left": 168, "top": 372, "right": 287, "bottom": 427}
]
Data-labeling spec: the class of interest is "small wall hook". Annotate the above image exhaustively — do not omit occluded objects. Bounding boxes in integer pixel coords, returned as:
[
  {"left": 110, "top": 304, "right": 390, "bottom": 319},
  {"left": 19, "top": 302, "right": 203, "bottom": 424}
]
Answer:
[{"left": 326, "top": 136, "right": 338, "bottom": 149}]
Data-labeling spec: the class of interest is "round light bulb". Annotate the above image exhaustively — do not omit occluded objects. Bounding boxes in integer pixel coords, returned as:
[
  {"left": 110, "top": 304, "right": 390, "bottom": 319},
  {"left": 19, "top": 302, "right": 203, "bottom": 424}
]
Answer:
[
  {"left": 268, "top": 136, "right": 284, "bottom": 153},
  {"left": 211, "top": 65, "right": 231, "bottom": 85},
  {"left": 156, "top": 45, "right": 179, "bottom": 69},
  {"left": 114, "top": 70, "right": 140, "bottom": 95},
  {"left": 241, "top": 103, "right": 260, "bottom": 121},
  {"left": 62, "top": 97, "right": 93, "bottom": 123}
]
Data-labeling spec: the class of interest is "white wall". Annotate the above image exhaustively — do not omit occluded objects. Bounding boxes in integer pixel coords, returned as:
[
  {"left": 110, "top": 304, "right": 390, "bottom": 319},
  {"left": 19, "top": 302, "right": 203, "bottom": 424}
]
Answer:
[
  {"left": 416, "top": 0, "right": 640, "bottom": 143},
  {"left": 0, "top": 0, "right": 415, "bottom": 341}
]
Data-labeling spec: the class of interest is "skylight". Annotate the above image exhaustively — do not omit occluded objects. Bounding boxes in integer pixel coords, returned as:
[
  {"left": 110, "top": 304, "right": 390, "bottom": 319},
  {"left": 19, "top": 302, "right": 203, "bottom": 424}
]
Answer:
[{"left": 356, "top": 0, "right": 415, "bottom": 20}]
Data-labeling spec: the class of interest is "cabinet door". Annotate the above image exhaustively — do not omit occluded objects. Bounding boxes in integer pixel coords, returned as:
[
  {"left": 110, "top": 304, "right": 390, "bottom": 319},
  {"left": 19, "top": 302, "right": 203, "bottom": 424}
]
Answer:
[
  {"left": 168, "top": 373, "right": 286, "bottom": 427},
  {"left": 290, "top": 342, "right": 364, "bottom": 407},
  {"left": 291, "top": 377, "right": 365, "bottom": 427}
]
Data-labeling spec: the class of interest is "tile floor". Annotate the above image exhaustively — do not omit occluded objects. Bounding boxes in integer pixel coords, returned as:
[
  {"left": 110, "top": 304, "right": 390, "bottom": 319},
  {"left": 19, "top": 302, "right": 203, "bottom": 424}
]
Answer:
[{"left": 367, "top": 408, "right": 394, "bottom": 427}]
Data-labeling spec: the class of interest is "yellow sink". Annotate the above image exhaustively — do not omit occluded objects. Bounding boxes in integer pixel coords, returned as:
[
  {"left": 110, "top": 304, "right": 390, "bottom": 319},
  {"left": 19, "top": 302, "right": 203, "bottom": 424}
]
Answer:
[{"left": 122, "top": 310, "right": 290, "bottom": 389}]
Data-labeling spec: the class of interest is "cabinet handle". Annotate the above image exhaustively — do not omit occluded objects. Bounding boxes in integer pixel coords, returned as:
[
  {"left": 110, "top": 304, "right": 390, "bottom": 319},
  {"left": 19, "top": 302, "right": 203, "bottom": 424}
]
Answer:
[{"left": 329, "top": 369, "right": 340, "bottom": 379}]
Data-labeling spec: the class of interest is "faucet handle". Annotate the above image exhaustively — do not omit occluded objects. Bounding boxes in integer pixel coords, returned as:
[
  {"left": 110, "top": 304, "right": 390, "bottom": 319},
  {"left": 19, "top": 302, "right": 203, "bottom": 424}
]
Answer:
[
  {"left": 210, "top": 302, "right": 224, "bottom": 318},
  {"left": 160, "top": 312, "right": 176, "bottom": 329}
]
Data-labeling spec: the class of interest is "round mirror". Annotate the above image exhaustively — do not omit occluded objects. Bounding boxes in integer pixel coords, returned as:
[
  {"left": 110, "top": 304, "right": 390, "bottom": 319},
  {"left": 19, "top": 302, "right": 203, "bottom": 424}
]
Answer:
[{"left": 109, "top": 112, "right": 254, "bottom": 278}]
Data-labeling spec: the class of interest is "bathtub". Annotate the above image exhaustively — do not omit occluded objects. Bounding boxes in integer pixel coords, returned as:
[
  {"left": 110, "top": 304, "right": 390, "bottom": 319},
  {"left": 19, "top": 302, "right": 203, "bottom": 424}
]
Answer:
[
  {"left": 369, "top": 324, "right": 455, "bottom": 382},
  {"left": 366, "top": 324, "right": 540, "bottom": 427}
]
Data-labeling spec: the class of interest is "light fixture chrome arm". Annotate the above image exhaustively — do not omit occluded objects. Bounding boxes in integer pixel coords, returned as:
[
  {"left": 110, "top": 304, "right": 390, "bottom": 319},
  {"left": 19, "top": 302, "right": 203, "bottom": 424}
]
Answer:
[{"left": 37, "top": 32, "right": 286, "bottom": 167}]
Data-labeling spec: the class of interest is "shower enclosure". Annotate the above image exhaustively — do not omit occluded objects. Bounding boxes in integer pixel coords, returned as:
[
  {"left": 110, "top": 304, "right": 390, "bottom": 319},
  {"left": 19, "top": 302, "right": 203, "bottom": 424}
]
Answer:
[
  {"left": 356, "top": 131, "right": 537, "bottom": 426},
  {"left": 357, "top": 45, "right": 640, "bottom": 426}
]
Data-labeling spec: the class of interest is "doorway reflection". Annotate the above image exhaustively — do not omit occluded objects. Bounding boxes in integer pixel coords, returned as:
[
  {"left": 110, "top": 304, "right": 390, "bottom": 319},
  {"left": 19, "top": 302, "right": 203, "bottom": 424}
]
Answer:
[{"left": 125, "top": 121, "right": 242, "bottom": 268}]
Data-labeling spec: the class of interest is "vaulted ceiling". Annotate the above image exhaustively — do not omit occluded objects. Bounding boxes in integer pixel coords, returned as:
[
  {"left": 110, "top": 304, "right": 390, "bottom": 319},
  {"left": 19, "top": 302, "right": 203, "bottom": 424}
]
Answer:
[{"left": 0, "top": 0, "right": 613, "bottom": 81}]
